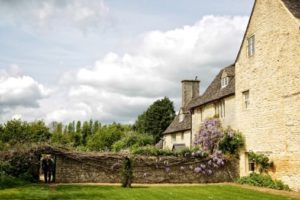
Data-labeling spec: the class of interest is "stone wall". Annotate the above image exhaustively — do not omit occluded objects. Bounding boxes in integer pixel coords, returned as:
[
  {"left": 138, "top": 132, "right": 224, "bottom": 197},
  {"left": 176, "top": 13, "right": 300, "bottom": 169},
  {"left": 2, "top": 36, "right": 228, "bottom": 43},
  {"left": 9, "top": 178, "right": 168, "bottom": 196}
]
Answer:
[
  {"left": 55, "top": 154, "right": 239, "bottom": 184},
  {"left": 235, "top": 0, "right": 300, "bottom": 191}
]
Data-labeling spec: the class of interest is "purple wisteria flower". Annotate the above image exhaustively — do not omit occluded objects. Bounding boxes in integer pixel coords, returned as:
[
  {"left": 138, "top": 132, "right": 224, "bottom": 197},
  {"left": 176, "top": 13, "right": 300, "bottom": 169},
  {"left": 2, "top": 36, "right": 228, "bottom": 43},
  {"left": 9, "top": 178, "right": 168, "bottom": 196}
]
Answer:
[
  {"left": 194, "top": 167, "right": 201, "bottom": 173},
  {"left": 165, "top": 167, "right": 171, "bottom": 173},
  {"left": 194, "top": 118, "right": 223, "bottom": 153}
]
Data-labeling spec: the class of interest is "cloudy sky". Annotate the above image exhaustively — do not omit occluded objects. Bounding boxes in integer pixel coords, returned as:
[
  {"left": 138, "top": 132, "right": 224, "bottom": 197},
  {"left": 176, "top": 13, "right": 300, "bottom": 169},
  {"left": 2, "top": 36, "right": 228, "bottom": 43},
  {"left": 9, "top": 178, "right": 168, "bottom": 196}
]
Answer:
[{"left": 0, "top": 0, "right": 254, "bottom": 124}]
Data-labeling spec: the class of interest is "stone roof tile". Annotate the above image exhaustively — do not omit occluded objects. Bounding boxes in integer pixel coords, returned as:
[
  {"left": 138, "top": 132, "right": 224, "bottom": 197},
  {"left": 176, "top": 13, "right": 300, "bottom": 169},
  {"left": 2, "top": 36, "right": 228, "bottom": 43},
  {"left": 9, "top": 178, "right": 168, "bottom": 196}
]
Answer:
[
  {"left": 163, "top": 113, "right": 191, "bottom": 134},
  {"left": 188, "top": 64, "right": 235, "bottom": 109},
  {"left": 282, "top": 0, "right": 300, "bottom": 19}
]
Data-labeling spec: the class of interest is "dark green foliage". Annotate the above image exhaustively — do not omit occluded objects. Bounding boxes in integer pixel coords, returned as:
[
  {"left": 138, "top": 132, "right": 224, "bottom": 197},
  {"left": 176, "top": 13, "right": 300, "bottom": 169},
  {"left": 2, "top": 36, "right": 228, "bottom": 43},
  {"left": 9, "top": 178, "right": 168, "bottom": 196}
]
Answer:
[
  {"left": 93, "top": 121, "right": 100, "bottom": 135},
  {"left": 0, "top": 173, "right": 27, "bottom": 189},
  {"left": 50, "top": 122, "right": 69, "bottom": 145},
  {"left": 236, "top": 173, "right": 289, "bottom": 190},
  {"left": 81, "top": 121, "right": 92, "bottom": 146},
  {"left": 248, "top": 152, "right": 274, "bottom": 173},
  {"left": 218, "top": 128, "right": 244, "bottom": 156},
  {"left": 134, "top": 97, "right": 175, "bottom": 142},
  {"left": 76, "top": 121, "right": 81, "bottom": 135},
  {"left": 112, "top": 132, "right": 154, "bottom": 152},
  {"left": 0, "top": 153, "right": 38, "bottom": 183},
  {"left": 121, "top": 157, "right": 133, "bottom": 188}
]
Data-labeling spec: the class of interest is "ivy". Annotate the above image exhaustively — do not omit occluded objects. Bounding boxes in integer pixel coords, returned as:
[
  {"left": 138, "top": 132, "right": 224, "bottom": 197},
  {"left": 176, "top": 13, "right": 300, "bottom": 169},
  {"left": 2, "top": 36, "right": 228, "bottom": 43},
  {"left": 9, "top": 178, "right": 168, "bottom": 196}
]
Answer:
[
  {"left": 218, "top": 128, "right": 244, "bottom": 156},
  {"left": 248, "top": 152, "right": 274, "bottom": 173}
]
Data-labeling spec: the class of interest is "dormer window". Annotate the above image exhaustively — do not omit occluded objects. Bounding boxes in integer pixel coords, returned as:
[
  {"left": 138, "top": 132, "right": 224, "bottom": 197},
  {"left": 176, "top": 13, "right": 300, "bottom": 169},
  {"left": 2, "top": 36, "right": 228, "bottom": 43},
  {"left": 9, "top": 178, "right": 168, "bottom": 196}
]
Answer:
[{"left": 221, "top": 77, "right": 229, "bottom": 88}]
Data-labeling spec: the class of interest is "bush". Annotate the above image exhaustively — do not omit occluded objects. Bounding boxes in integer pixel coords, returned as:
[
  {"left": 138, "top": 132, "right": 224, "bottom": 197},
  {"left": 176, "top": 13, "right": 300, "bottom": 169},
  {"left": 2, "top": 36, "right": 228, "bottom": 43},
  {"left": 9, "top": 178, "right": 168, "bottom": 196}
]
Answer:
[
  {"left": 87, "top": 126, "right": 124, "bottom": 151},
  {"left": 0, "top": 173, "right": 28, "bottom": 189},
  {"left": 131, "top": 146, "right": 209, "bottom": 158},
  {"left": 120, "top": 157, "right": 133, "bottom": 188},
  {"left": 236, "top": 173, "right": 289, "bottom": 190},
  {"left": 0, "top": 153, "right": 37, "bottom": 183},
  {"left": 112, "top": 132, "right": 154, "bottom": 152},
  {"left": 131, "top": 146, "right": 173, "bottom": 156},
  {"left": 218, "top": 128, "right": 244, "bottom": 156}
]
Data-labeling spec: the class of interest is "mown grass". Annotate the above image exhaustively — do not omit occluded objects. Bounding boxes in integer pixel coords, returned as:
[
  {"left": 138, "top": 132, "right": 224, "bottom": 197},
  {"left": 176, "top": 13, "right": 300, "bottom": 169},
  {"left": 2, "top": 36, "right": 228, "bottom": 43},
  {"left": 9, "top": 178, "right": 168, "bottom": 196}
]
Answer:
[{"left": 0, "top": 184, "right": 296, "bottom": 200}]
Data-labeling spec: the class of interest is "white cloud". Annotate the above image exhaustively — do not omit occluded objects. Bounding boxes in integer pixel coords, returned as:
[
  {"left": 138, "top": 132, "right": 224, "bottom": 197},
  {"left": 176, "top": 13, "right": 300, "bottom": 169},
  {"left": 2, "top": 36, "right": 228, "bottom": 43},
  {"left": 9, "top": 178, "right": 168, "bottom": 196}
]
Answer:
[
  {"left": 0, "top": 66, "right": 50, "bottom": 112},
  {"left": 0, "top": 0, "right": 110, "bottom": 32},
  {"left": 44, "top": 15, "right": 248, "bottom": 123},
  {"left": 0, "top": 15, "right": 248, "bottom": 124}
]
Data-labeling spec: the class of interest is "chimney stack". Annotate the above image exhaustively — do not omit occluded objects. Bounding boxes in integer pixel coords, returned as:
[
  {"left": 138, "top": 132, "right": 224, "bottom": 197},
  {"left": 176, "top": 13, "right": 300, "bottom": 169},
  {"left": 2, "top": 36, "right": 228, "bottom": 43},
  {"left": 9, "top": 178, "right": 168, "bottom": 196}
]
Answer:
[{"left": 181, "top": 79, "right": 200, "bottom": 110}]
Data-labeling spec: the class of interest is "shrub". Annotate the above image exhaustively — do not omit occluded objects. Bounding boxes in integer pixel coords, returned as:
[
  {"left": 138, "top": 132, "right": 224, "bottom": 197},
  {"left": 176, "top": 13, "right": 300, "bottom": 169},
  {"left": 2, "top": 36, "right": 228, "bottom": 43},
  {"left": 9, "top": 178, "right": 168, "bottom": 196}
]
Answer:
[
  {"left": 112, "top": 132, "right": 154, "bottom": 152},
  {"left": 0, "top": 152, "right": 38, "bottom": 183},
  {"left": 236, "top": 173, "right": 289, "bottom": 190},
  {"left": 218, "top": 128, "right": 244, "bottom": 156},
  {"left": 131, "top": 146, "right": 173, "bottom": 156},
  {"left": 248, "top": 152, "right": 274, "bottom": 173},
  {"left": 120, "top": 157, "right": 133, "bottom": 188},
  {"left": 131, "top": 146, "right": 209, "bottom": 158},
  {"left": 0, "top": 173, "right": 28, "bottom": 189},
  {"left": 87, "top": 126, "right": 124, "bottom": 151}
]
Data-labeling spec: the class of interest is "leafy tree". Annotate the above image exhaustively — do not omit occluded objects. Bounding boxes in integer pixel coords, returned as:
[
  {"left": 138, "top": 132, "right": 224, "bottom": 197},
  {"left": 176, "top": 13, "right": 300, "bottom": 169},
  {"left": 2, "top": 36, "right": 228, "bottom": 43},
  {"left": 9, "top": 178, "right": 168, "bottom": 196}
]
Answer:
[
  {"left": 112, "top": 131, "right": 154, "bottom": 152},
  {"left": 87, "top": 124, "right": 124, "bottom": 151},
  {"left": 28, "top": 120, "right": 51, "bottom": 143},
  {"left": 51, "top": 122, "right": 68, "bottom": 144},
  {"left": 0, "top": 120, "right": 30, "bottom": 145},
  {"left": 81, "top": 121, "right": 92, "bottom": 145},
  {"left": 67, "top": 121, "right": 75, "bottom": 135},
  {"left": 93, "top": 121, "right": 100, "bottom": 135},
  {"left": 134, "top": 97, "right": 175, "bottom": 142},
  {"left": 76, "top": 121, "right": 81, "bottom": 135}
]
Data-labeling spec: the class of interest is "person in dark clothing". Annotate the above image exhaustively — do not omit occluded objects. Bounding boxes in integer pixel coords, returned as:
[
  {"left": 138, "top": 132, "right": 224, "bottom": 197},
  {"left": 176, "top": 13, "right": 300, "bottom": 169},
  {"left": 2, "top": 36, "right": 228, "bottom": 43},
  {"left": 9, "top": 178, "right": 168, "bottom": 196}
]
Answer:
[
  {"left": 41, "top": 156, "right": 50, "bottom": 183},
  {"left": 48, "top": 157, "right": 55, "bottom": 183}
]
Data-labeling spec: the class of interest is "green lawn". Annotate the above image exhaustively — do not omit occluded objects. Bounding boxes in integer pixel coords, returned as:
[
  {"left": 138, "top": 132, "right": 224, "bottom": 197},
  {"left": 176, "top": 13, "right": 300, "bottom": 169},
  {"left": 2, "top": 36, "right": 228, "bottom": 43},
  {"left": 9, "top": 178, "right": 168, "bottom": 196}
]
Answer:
[{"left": 0, "top": 184, "right": 295, "bottom": 200}]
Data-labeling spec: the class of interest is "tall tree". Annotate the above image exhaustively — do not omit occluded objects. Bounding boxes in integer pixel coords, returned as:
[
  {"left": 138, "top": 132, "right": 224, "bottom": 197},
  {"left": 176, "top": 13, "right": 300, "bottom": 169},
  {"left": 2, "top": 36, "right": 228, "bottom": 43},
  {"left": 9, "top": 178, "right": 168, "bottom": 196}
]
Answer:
[
  {"left": 76, "top": 121, "right": 81, "bottom": 135},
  {"left": 93, "top": 121, "right": 100, "bottom": 135},
  {"left": 81, "top": 121, "right": 91, "bottom": 145},
  {"left": 134, "top": 97, "right": 175, "bottom": 142}
]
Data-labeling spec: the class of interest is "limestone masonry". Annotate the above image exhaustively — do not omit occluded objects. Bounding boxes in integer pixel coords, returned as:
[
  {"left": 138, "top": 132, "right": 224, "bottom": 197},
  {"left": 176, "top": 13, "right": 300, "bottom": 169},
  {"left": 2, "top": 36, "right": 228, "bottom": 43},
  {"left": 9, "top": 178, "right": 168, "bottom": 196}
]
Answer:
[{"left": 163, "top": 0, "right": 300, "bottom": 191}]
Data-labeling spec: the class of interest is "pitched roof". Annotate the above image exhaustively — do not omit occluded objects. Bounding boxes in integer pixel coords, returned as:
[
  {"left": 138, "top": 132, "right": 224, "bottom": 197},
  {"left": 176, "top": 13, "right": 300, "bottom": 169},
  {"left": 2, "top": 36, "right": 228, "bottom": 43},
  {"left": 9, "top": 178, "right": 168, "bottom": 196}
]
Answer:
[
  {"left": 282, "top": 0, "right": 300, "bottom": 19},
  {"left": 188, "top": 64, "right": 235, "bottom": 109},
  {"left": 163, "top": 113, "right": 191, "bottom": 134}
]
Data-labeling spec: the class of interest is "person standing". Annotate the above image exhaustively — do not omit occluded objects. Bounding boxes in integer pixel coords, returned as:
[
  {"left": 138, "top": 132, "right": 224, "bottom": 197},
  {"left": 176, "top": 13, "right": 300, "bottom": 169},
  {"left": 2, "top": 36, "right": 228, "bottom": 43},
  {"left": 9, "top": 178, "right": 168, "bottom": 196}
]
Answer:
[
  {"left": 41, "top": 156, "right": 50, "bottom": 183},
  {"left": 48, "top": 156, "right": 55, "bottom": 183}
]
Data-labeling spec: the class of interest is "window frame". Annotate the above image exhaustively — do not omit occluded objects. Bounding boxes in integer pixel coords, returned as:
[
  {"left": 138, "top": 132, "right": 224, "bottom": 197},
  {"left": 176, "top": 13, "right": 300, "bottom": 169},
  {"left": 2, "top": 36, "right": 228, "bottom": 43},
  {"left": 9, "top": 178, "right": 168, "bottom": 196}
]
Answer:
[
  {"left": 242, "top": 90, "right": 250, "bottom": 110},
  {"left": 221, "top": 77, "right": 230, "bottom": 88},
  {"left": 171, "top": 134, "right": 176, "bottom": 143},
  {"left": 214, "top": 100, "right": 225, "bottom": 118},
  {"left": 248, "top": 35, "right": 255, "bottom": 57}
]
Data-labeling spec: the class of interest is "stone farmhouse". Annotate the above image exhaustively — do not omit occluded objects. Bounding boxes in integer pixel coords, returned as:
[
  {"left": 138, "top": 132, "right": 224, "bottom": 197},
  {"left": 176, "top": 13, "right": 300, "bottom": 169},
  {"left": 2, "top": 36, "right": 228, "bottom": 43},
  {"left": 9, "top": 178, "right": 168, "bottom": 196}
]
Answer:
[{"left": 163, "top": 0, "right": 300, "bottom": 190}]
